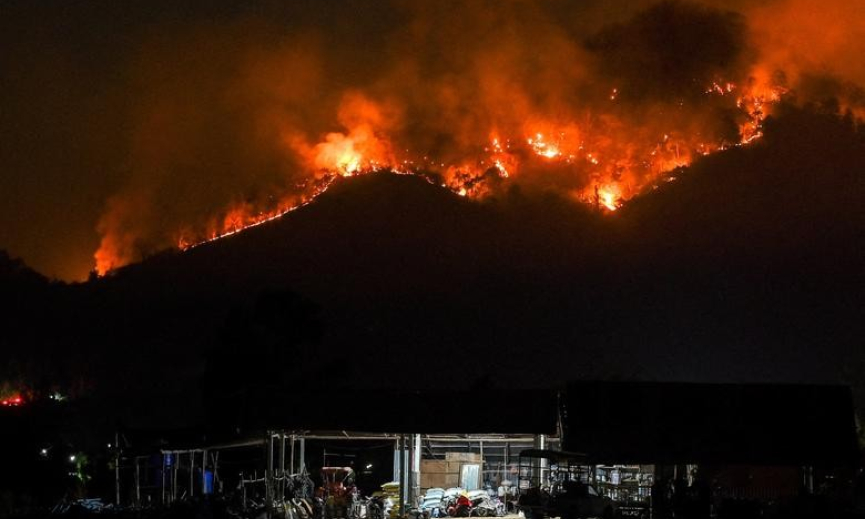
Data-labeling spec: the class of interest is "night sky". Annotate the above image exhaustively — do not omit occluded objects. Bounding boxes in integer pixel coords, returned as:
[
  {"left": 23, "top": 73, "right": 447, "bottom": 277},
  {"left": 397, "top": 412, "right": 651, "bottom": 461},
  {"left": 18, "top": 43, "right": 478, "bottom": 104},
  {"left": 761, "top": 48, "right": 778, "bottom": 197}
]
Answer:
[{"left": 0, "top": 0, "right": 864, "bottom": 430}]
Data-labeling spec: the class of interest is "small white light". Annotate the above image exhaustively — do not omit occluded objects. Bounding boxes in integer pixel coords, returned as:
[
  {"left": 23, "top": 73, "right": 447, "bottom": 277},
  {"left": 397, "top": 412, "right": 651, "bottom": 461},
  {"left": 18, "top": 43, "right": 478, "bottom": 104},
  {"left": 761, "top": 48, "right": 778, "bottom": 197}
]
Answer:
[
  {"left": 40, "top": 448, "right": 48, "bottom": 456},
  {"left": 69, "top": 455, "right": 76, "bottom": 462},
  {"left": 107, "top": 443, "right": 112, "bottom": 449},
  {"left": 366, "top": 463, "right": 373, "bottom": 469}
]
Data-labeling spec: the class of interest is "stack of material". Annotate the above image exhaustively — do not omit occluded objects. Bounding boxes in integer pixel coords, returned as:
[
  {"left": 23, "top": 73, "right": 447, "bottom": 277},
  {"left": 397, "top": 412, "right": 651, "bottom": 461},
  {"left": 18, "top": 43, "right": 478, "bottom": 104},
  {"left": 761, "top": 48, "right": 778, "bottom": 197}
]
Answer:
[
  {"left": 421, "top": 453, "right": 483, "bottom": 491},
  {"left": 379, "top": 481, "right": 401, "bottom": 518}
]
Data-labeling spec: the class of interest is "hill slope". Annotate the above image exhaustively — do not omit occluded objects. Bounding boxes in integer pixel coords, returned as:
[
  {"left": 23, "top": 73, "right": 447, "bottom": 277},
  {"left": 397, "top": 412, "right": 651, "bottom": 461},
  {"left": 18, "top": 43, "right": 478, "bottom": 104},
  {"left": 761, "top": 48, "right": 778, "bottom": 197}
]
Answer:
[{"left": 4, "top": 104, "right": 863, "bottom": 429}]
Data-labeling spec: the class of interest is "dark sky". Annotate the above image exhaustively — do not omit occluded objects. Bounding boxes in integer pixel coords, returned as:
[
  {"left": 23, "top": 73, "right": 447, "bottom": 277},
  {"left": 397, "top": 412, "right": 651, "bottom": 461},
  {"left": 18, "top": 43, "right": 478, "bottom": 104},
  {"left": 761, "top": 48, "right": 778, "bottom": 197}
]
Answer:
[{"left": 2, "top": 0, "right": 864, "bottom": 280}]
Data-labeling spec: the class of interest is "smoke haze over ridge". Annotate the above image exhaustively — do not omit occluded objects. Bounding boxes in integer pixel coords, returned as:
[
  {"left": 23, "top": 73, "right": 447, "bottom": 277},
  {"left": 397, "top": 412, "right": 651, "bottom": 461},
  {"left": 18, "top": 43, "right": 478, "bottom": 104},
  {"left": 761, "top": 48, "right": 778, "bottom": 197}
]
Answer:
[{"left": 1, "top": 0, "right": 864, "bottom": 280}]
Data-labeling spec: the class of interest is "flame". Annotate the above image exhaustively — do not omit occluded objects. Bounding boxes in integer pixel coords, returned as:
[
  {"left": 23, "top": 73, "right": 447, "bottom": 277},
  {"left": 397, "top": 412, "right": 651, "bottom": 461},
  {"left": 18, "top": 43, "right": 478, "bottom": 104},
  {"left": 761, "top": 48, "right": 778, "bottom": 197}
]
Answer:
[
  {"left": 313, "top": 132, "right": 367, "bottom": 176},
  {"left": 83, "top": 0, "right": 864, "bottom": 278},
  {"left": 93, "top": 73, "right": 787, "bottom": 275},
  {"left": 528, "top": 133, "right": 562, "bottom": 159},
  {"left": 597, "top": 187, "right": 621, "bottom": 212}
]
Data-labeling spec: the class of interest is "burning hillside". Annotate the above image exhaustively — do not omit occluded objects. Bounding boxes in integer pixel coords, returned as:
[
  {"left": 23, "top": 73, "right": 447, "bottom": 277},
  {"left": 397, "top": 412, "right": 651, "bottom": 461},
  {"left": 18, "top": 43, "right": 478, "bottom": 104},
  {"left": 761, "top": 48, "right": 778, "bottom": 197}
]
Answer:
[{"left": 90, "top": 0, "right": 864, "bottom": 276}]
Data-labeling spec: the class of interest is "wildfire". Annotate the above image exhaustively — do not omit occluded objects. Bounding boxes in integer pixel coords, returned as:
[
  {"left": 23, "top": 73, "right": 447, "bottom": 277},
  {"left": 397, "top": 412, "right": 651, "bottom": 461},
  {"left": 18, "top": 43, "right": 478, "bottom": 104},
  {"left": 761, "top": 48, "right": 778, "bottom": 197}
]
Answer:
[
  {"left": 93, "top": 74, "right": 787, "bottom": 276},
  {"left": 314, "top": 133, "right": 366, "bottom": 176},
  {"left": 597, "top": 186, "right": 621, "bottom": 212},
  {"left": 528, "top": 133, "right": 562, "bottom": 159}
]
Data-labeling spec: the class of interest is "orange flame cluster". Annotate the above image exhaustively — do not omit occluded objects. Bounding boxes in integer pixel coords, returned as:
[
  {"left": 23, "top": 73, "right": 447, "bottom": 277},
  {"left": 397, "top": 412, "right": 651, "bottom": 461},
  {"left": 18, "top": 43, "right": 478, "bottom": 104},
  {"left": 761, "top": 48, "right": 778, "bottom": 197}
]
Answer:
[{"left": 93, "top": 76, "right": 785, "bottom": 276}]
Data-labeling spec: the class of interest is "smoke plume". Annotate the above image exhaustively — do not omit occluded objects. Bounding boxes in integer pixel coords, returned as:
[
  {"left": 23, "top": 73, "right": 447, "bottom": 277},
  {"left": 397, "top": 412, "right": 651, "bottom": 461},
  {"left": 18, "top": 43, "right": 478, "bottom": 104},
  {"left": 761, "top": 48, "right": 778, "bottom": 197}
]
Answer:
[{"left": 2, "top": 0, "right": 861, "bottom": 277}]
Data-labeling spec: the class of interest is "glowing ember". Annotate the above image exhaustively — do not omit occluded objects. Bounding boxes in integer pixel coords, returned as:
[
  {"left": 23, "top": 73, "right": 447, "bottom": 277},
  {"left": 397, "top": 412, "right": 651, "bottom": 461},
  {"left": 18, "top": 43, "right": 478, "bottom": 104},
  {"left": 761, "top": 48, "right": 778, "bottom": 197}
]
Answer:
[{"left": 1, "top": 395, "right": 23, "bottom": 407}]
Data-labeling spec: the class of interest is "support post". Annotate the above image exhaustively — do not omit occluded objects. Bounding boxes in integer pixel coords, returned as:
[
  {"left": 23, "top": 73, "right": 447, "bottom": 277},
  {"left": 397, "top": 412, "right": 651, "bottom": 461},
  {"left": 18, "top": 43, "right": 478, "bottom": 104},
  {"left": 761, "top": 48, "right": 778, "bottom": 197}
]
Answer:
[
  {"left": 190, "top": 451, "right": 195, "bottom": 498},
  {"left": 114, "top": 431, "right": 120, "bottom": 507},
  {"left": 538, "top": 435, "right": 547, "bottom": 486},
  {"left": 213, "top": 451, "right": 220, "bottom": 494},
  {"left": 134, "top": 457, "right": 141, "bottom": 508},
  {"left": 393, "top": 438, "right": 400, "bottom": 483},
  {"left": 202, "top": 449, "right": 208, "bottom": 496},
  {"left": 504, "top": 442, "right": 509, "bottom": 485},
  {"left": 290, "top": 435, "right": 296, "bottom": 475},
  {"left": 532, "top": 435, "right": 547, "bottom": 487},
  {"left": 298, "top": 436, "right": 306, "bottom": 474},
  {"left": 161, "top": 454, "right": 166, "bottom": 505},
  {"left": 479, "top": 440, "right": 484, "bottom": 489},
  {"left": 280, "top": 433, "right": 286, "bottom": 500},
  {"left": 412, "top": 434, "right": 421, "bottom": 507},
  {"left": 266, "top": 432, "right": 275, "bottom": 518},
  {"left": 172, "top": 452, "right": 178, "bottom": 502},
  {"left": 399, "top": 434, "right": 406, "bottom": 517},
  {"left": 407, "top": 434, "right": 414, "bottom": 508}
]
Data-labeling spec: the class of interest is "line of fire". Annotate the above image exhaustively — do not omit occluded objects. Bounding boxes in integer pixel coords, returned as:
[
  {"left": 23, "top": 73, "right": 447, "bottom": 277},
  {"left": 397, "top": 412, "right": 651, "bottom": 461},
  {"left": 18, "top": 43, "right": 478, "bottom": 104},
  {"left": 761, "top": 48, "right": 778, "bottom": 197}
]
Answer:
[
  {"left": 3, "top": 2, "right": 865, "bottom": 519},
  {"left": 21, "top": 382, "right": 855, "bottom": 519}
]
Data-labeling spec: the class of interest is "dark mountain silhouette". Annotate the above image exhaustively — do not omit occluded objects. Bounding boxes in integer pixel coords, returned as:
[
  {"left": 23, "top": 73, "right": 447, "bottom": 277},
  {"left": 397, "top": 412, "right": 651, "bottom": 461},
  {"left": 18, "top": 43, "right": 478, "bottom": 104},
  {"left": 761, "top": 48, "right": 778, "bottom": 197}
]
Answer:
[{"left": 1, "top": 102, "right": 863, "bottom": 430}]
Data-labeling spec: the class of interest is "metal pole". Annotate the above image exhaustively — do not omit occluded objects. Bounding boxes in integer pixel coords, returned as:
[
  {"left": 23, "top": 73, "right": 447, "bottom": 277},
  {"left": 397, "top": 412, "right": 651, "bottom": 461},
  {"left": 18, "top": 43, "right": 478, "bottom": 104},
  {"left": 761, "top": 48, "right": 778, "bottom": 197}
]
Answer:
[
  {"left": 190, "top": 451, "right": 195, "bottom": 498},
  {"left": 538, "top": 435, "right": 547, "bottom": 487},
  {"left": 202, "top": 449, "right": 208, "bottom": 496},
  {"left": 399, "top": 434, "right": 406, "bottom": 517},
  {"left": 407, "top": 435, "right": 414, "bottom": 508},
  {"left": 280, "top": 433, "right": 286, "bottom": 500},
  {"left": 267, "top": 432, "right": 275, "bottom": 517},
  {"left": 114, "top": 431, "right": 120, "bottom": 506},
  {"left": 241, "top": 473, "right": 247, "bottom": 511},
  {"left": 299, "top": 436, "right": 306, "bottom": 474},
  {"left": 504, "top": 442, "right": 509, "bottom": 485},
  {"left": 413, "top": 434, "right": 421, "bottom": 506},
  {"left": 173, "top": 453, "right": 178, "bottom": 503},
  {"left": 214, "top": 452, "right": 220, "bottom": 494},
  {"left": 290, "top": 435, "right": 296, "bottom": 475},
  {"left": 161, "top": 454, "right": 166, "bottom": 505},
  {"left": 479, "top": 440, "right": 484, "bottom": 489},
  {"left": 134, "top": 457, "right": 141, "bottom": 508}
]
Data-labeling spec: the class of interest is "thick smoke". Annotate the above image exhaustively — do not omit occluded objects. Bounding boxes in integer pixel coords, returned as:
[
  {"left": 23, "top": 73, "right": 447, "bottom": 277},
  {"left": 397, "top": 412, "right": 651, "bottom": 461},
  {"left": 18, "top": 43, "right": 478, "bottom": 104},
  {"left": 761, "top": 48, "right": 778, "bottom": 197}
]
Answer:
[
  {"left": 586, "top": 2, "right": 751, "bottom": 102},
  {"left": 93, "top": 20, "right": 327, "bottom": 270},
  {"left": 1, "top": 0, "right": 862, "bottom": 278},
  {"left": 94, "top": 0, "right": 763, "bottom": 274}
]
